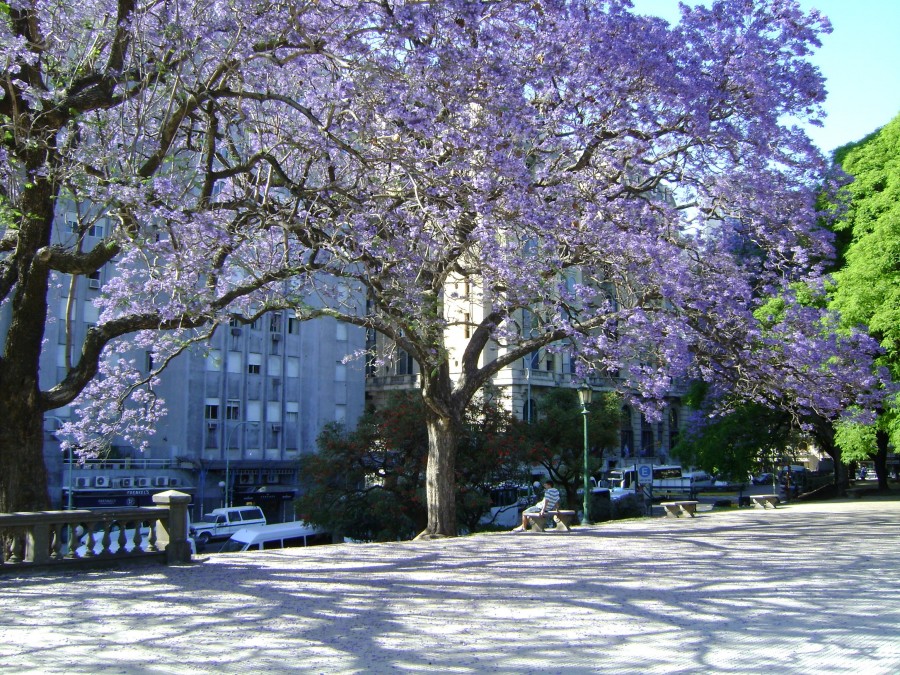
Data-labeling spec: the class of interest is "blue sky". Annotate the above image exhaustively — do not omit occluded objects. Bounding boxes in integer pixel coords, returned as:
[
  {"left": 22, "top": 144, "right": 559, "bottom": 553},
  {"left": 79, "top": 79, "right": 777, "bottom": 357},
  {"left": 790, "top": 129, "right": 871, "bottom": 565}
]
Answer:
[{"left": 630, "top": 0, "right": 900, "bottom": 154}]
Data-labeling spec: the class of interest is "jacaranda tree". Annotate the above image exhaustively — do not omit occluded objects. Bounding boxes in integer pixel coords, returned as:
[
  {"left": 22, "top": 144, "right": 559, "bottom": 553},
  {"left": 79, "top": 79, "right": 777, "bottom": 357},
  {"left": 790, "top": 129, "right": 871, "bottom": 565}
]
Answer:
[
  {"left": 0, "top": 0, "right": 370, "bottom": 512},
  {"left": 0, "top": 1, "right": 882, "bottom": 534}
]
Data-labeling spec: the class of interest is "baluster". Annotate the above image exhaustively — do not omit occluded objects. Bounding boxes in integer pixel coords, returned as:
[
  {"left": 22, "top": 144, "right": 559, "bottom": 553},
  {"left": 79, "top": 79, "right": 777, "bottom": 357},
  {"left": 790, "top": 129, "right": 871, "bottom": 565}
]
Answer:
[
  {"left": 65, "top": 523, "right": 79, "bottom": 558},
  {"left": 127, "top": 521, "right": 140, "bottom": 553},
  {"left": 147, "top": 521, "right": 159, "bottom": 552},
  {"left": 50, "top": 523, "right": 63, "bottom": 561},
  {"left": 7, "top": 532, "right": 24, "bottom": 563},
  {"left": 83, "top": 522, "right": 97, "bottom": 557},
  {"left": 100, "top": 522, "right": 113, "bottom": 555},
  {"left": 118, "top": 521, "right": 131, "bottom": 555}
]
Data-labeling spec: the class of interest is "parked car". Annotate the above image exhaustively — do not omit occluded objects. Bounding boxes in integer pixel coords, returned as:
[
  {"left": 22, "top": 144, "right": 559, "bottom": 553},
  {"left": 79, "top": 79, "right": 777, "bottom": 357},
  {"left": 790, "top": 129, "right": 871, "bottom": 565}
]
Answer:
[
  {"left": 189, "top": 506, "right": 267, "bottom": 545},
  {"left": 752, "top": 473, "right": 774, "bottom": 485},
  {"left": 220, "top": 522, "right": 330, "bottom": 552}
]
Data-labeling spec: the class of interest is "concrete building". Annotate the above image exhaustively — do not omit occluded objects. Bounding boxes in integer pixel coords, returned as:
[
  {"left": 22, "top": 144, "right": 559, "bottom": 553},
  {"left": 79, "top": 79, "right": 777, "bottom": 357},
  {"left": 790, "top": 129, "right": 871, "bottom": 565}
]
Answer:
[{"left": 11, "top": 220, "right": 366, "bottom": 522}]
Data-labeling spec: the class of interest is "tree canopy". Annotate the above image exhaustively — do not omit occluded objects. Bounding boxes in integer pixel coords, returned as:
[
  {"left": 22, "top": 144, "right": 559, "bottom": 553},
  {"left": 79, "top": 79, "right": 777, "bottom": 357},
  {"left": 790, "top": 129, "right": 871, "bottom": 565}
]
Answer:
[
  {"left": 0, "top": 0, "right": 882, "bottom": 530},
  {"left": 828, "top": 112, "right": 900, "bottom": 486}
]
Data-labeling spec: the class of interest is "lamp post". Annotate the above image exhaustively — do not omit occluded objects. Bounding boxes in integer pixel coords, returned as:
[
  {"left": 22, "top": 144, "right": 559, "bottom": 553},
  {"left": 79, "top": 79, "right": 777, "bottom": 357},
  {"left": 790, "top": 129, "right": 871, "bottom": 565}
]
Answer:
[
  {"left": 578, "top": 385, "right": 593, "bottom": 526},
  {"left": 224, "top": 420, "right": 258, "bottom": 508}
]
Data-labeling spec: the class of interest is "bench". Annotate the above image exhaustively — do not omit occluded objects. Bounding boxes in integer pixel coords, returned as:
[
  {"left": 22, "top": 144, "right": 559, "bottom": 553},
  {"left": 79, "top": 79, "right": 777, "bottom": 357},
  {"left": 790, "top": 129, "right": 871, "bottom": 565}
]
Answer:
[
  {"left": 660, "top": 501, "right": 699, "bottom": 518},
  {"left": 523, "top": 510, "right": 578, "bottom": 532},
  {"left": 750, "top": 494, "right": 779, "bottom": 509}
]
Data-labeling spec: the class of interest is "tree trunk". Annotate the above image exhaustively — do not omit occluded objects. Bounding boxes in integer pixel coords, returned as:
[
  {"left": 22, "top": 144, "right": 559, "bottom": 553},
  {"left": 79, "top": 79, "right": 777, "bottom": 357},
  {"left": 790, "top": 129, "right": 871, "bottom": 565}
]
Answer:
[
  {"left": 873, "top": 429, "right": 890, "bottom": 491},
  {"left": 0, "top": 150, "right": 57, "bottom": 514},
  {"left": 0, "top": 398, "right": 50, "bottom": 513},
  {"left": 417, "top": 407, "right": 459, "bottom": 538}
]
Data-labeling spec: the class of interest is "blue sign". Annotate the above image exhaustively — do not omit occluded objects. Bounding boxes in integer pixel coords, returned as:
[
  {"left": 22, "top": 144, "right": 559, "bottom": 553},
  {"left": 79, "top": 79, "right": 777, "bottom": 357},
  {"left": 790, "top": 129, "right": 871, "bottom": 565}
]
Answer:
[{"left": 637, "top": 465, "right": 652, "bottom": 481}]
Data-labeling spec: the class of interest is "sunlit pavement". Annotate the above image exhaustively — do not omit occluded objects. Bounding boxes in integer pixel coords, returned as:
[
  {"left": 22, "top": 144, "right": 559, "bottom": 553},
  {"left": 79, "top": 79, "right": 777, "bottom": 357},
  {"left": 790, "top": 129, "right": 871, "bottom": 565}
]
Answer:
[{"left": 3, "top": 497, "right": 900, "bottom": 674}]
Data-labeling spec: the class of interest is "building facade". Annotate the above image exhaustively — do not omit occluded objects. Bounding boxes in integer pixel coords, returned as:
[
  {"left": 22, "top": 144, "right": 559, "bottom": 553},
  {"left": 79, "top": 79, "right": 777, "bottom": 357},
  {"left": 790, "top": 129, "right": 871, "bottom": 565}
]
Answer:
[{"left": 6, "top": 218, "right": 367, "bottom": 522}]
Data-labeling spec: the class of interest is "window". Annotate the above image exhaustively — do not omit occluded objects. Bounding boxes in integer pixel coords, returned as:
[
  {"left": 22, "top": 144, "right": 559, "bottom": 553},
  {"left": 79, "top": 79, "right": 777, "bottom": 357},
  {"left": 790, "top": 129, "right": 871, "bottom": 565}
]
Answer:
[
  {"left": 463, "top": 313, "right": 471, "bottom": 339},
  {"left": 285, "top": 411, "right": 298, "bottom": 423},
  {"left": 545, "top": 354, "right": 554, "bottom": 372},
  {"left": 87, "top": 222, "right": 105, "bottom": 238},
  {"left": 654, "top": 467, "right": 683, "bottom": 480},
  {"left": 205, "top": 404, "right": 220, "bottom": 420},
  {"left": 288, "top": 317, "right": 299, "bottom": 335},
  {"left": 87, "top": 270, "right": 101, "bottom": 290},
  {"left": 248, "top": 363, "right": 260, "bottom": 375},
  {"left": 269, "top": 313, "right": 282, "bottom": 333},
  {"left": 396, "top": 349, "right": 414, "bottom": 376},
  {"left": 225, "top": 400, "right": 240, "bottom": 420}
]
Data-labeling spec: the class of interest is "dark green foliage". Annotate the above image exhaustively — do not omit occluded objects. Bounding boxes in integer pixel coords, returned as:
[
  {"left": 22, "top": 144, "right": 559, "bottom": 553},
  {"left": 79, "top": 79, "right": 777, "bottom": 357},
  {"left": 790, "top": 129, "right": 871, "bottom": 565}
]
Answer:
[
  {"left": 522, "top": 388, "right": 620, "bottom": 506},
  {"left": 295, "top": 391, "right": 530, "bottom": 541},
  {"left": 671, "top": 402, "right": 798, "bottom": 482}
]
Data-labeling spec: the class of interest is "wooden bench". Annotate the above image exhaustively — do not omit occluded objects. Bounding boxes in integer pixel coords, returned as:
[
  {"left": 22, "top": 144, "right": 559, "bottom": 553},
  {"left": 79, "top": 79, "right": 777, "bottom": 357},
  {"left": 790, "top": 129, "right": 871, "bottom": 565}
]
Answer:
[
  {"left": 523, "top": 510, "right": 578, "bottom": 532},
  {"left": 750, "top": 494, "right": 779, "bottom": 509},
  {"left": 660, "top": 501, "right": 699, "bottom": 518}
]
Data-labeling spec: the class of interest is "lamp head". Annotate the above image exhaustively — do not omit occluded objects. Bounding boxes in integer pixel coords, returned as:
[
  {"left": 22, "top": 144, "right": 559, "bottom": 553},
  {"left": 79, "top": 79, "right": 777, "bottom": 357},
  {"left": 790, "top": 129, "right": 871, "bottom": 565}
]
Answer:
[{"left": 578, "top": 385, "right": 592, "bottom": 406}]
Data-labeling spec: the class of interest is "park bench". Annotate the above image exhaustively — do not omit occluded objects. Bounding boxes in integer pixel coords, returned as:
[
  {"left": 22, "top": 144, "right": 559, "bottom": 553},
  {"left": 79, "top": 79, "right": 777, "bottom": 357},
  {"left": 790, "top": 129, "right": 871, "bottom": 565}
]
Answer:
[
  {"left": 749, "top": 494, "right": 779, "bottom": 509},
  {"left": 523, "top": 510, "right": 578, "bottom": 532},
  {"left": 660, "top": 501, "right": 699, "bottom": 518}
]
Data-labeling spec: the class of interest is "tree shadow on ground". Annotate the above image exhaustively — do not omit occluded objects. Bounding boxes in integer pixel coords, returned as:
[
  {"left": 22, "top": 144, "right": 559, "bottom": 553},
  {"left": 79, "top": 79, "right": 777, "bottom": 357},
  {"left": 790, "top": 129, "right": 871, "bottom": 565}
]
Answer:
[{"left": 2, "top": 500, "right": 900, "bottom": 674}]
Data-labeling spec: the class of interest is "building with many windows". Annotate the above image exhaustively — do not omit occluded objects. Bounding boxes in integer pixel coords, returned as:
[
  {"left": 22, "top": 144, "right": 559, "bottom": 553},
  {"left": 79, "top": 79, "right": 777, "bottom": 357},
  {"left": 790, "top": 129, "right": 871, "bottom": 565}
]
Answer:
[{"left": 11, "top": 217, "right": 367, "bottom": 521}]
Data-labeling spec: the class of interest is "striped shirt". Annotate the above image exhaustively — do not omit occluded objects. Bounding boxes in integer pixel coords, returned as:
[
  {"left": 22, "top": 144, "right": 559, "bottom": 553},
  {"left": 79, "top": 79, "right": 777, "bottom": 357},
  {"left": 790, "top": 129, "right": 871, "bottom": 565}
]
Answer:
[{"left": 542, "top": 487, "right": 560, "bottom": 511}]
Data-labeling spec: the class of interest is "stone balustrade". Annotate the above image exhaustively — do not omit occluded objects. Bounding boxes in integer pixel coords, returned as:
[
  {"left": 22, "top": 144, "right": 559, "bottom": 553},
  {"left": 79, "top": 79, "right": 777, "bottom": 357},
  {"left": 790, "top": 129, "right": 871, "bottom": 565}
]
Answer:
[{"left": 0, "top": 490, "right": 193, "bottom": 571}]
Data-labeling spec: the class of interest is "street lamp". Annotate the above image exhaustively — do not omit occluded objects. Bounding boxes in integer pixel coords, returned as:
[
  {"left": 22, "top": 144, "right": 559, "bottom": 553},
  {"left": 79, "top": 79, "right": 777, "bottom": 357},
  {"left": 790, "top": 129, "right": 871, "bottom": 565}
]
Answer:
[
  {"left": 224, "top": 420, "right": 258, "bottom": 508},
  {"left": 578, "top": 385, "right": 593, "bottom": 526}
]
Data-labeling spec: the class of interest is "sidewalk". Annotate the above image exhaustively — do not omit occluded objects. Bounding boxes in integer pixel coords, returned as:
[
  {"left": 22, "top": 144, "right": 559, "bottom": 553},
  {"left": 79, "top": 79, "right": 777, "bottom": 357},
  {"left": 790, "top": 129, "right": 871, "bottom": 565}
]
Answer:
[{"left": 3, "top": 498, "right": 899, "bottom": 674}]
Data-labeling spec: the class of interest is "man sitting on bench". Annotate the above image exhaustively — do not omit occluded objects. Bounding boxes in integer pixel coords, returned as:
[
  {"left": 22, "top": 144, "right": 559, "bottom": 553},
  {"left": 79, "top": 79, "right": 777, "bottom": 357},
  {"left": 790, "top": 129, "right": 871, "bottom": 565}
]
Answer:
[{"left": 512, "top": 479, "right": 560, "bottom": 532}]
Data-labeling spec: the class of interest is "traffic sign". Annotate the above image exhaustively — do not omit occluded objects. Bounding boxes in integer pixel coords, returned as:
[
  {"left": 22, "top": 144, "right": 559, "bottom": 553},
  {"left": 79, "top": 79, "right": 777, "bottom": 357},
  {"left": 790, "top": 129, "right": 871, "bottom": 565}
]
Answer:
[{"left": 637, "top": 465, "right": 652, "bottom": 481}]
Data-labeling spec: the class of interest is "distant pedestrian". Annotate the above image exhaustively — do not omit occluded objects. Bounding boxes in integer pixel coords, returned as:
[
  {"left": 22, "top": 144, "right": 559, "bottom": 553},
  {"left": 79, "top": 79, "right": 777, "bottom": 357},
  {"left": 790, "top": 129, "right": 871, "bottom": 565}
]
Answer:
[{"left": 512, "top": 479, "right": 560, "bottom": 531}]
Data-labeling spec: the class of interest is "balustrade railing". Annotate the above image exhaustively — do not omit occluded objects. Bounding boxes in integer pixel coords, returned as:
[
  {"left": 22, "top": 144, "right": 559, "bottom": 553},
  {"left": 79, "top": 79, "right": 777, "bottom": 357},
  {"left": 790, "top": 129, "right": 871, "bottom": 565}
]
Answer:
[{"left": 0, "top": 490, "right": 192, "bottom": 572}]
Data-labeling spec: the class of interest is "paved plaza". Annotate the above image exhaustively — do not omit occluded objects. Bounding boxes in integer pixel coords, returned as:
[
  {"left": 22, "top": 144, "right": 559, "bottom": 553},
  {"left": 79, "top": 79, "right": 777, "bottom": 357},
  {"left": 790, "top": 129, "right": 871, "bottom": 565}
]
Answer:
[{"left": 2, "top": 497, "right": 899, "bottom": 674}]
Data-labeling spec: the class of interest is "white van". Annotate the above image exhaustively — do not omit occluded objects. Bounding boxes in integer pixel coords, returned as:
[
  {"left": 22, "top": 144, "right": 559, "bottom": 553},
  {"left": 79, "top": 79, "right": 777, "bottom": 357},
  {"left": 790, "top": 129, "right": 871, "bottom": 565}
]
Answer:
[
  {"left": 189, "top": 506, "right": 266, "bottom": 544},
  {"left": 220, "top": 521, "right": 330, "bottom": 552}
]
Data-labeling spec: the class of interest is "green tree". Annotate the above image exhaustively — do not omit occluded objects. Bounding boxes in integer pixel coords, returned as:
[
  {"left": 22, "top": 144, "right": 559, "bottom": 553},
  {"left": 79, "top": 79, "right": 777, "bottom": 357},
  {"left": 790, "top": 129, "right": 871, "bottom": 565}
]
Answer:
[
  {"left": 672, "top": 402, "right": 798, "bottom": 482},
  {"left": 830, "top": 112, "right": 900, "bottom": 489},
  {"left": 295, "top": 391, "right": 529, "bottom": 542},
  {"left": 523, "top": 389, "right": 620, "bottom": 508}
]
